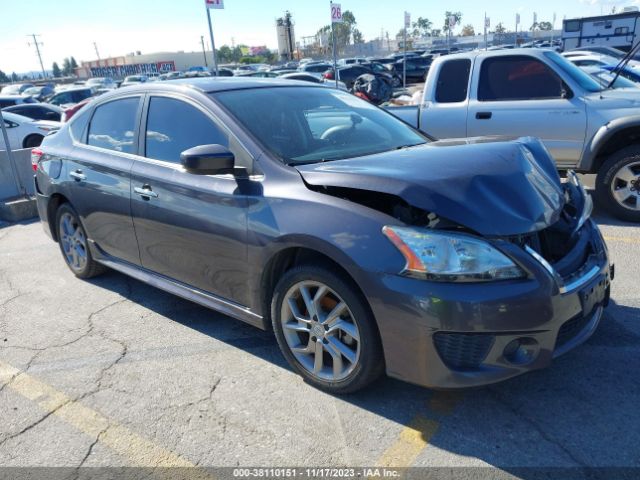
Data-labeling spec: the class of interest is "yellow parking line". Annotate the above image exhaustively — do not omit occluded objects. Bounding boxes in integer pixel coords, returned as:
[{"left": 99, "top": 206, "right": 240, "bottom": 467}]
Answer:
[
  {"left": 375, "top": 415, "right": 439, "bottom": 468},
  {"left": 604, "top": 235, "right": 640, "bottom": 245},
  {"left": 0, "top": 361, "right": 212, "bottom": 478},
  {"left": 375, "top": 391, "right": 463, "bottom": 468}
]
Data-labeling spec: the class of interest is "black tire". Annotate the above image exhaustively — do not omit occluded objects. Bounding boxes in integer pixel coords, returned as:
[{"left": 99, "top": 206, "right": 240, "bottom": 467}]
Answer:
[
  {"left": 595, "top": 146, "right": 640, "bottom": 222},
  {"left": 23, "top": 134, "right": 44, "bottom": 148},
  {"left": 271, "top": 264, "right": 384, "bottom": 394},
  {"left": 55, "top": 203, "right": 107, "bottom": 279}
]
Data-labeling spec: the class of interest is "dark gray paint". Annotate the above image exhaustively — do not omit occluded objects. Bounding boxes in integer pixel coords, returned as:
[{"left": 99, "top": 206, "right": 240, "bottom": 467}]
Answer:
[{"left": 34, "top": 79, "right": 611, "bottom": 389}]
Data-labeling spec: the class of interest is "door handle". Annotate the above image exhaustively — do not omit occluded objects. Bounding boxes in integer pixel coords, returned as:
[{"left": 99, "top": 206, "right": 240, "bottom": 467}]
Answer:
[
  {"left": 134, "top": 185, "right": 158, "bottom": 199},
  {"left": 69, "top": 169, "right": 86, "bottom": 181},
  {"left": 476, "top": 112, "right": 492, "bottom": 120}
]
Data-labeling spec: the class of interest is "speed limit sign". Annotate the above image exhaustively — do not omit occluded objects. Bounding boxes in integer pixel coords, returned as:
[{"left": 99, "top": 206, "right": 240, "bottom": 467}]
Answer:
[{"left": 331, "top": 3, "right": 343, "bottom": 23}]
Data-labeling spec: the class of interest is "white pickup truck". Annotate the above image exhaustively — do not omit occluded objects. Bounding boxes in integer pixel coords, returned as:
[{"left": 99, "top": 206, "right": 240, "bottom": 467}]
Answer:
[{"left": 386, "top": 48, "right": 640, "bottom": 222}]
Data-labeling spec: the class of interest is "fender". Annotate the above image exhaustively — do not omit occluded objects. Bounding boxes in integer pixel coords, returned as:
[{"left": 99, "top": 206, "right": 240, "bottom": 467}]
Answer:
[{"left": 579, "top": 115, "right": 640, "bottom": 172}]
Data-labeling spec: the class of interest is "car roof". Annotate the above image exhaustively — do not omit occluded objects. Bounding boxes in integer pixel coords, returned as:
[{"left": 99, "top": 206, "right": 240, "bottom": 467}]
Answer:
[
  {"left": 98, "top": 77, "right": 323, "bottom": 97},
  {"left": 439, "top": 47, "right": 557, "bottom": 61}
]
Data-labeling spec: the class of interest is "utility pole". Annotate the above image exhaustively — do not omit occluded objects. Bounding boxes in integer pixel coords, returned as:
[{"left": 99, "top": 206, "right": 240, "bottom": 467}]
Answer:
[
  {"left": 205, "top": 3, "right": 219, "bottom": 76},
  {"left": 93, "top": 42, "right": 101, "bottom": 60},
  {"left": 27, "top": 34, "right": 46, "bottom": 79},
  {"left": 200, "top": 36, "right": 208, "bottom": 67}
]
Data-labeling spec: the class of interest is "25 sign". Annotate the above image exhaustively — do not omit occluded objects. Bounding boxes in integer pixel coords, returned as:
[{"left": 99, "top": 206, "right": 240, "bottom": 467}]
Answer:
[{"left": 331, "top": 3, "right": 343, "bottom": 23}]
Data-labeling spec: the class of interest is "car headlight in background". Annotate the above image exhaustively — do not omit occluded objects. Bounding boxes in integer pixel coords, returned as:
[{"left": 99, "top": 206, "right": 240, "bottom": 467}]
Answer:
[{"left": 382, "top": 226, "right": 525, "bottom": 282}]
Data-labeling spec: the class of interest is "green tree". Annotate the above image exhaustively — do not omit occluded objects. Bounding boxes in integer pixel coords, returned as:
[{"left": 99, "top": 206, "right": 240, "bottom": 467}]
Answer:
[
  {"left": 70, "top": 57, "right": 78, "bottom": 70},
  {"left": 11, "top": 72, "right": 18, "bottom": 82},
  {"left": 316, "top": 10, "right": 358, "bottom": 55},
  {"left": 538, "top": 21, "right": 553, "bottom": 31},
  {"left": 493, "top": 22, "right": 507, "bottom": 44},
  {"left": 352, "top": 28, "right": 364, "bottom": 44},
  {"left": 62, "top": 58, "right": 72, "bottom": 76},
  {"left": 431, "top": 28, "right": 442, "bottom": 38},
  {"left": 218, "top": 45, "right": 233, "bottom": 63},
  {"left": 461, "top": 24, "right": 475, "bottom": 36},
  {"left": 52, "top": 62, "right": 61, "bottom": 78},
  {"left": 0, "top": 70, "right": 9, "bottom": 82},
  {"left": 412, "top": 17, "right": 432, "bottom": 37},
  {"left": 443, "top": 11, "right": 462, "bottom": 34}
]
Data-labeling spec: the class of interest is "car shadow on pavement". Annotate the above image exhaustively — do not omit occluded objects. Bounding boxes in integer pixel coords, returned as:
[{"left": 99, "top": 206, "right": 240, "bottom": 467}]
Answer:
[{"left": 86, "top": 270, "right": 640, "bottom": 472}]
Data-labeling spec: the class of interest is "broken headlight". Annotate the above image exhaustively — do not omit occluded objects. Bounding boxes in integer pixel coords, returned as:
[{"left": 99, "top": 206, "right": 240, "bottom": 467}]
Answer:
[{"left": 382, "top": 226, "right": 525, "bottom": 282}]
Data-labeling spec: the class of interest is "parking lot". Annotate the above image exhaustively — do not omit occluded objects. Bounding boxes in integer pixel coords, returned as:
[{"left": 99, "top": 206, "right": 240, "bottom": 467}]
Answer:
[{"left": 0, "top": 182, "right": 639, "bottom": 477}]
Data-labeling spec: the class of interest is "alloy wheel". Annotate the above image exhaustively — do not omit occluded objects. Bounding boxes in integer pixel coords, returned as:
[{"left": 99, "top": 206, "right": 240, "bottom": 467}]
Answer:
[
  {"left": 59, "top": 212, "right": 88, "bottom": 272},
  {"left": 280, "top": 281, "right": 361, "bottom": 381},
  {"left": 610, "top": 161, "right": 640, "bottom": 211}
]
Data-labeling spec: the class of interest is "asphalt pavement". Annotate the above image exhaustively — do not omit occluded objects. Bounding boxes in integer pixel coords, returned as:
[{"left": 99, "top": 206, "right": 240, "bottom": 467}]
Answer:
[{"left": 0, "top": 197, "right": 639, "bottom": 477}]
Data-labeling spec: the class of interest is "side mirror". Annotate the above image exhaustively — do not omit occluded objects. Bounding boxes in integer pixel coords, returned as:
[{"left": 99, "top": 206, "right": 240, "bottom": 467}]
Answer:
[{"left": 180, "top": 144, "right": 235, "bottom": 175}]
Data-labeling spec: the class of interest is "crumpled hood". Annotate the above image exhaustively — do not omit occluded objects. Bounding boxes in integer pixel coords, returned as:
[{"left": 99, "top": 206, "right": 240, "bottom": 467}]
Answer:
[{"left": 296, "top": 136, "right": 564, "bottom": 236}]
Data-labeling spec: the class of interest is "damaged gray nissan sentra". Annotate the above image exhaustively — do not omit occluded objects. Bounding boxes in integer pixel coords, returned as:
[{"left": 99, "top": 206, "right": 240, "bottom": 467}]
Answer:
[{"left": 33, "top": 78, "right": 613, "bottom": 393}]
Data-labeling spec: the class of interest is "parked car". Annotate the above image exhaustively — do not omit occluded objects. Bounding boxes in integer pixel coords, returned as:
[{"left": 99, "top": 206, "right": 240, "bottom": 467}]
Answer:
[
  {"left": 2, "top": 103, "right": 63, "bottom": 122},
  {"left": 85, "top": 77, "right": 116, "bottom": 90},
  {"left": 385, "top": 48, "right": 640, "bottom": 221},
  {"left": 570, "top": 46, "right": 640, "bottom": 68},
  {"left": 47, "top": 87, "right": 94, "bottom": 108},
  {"left": 337, "top": 58, "right": 368, "bottom": 66},
  {"left": 323, "top": 65, "right": 395, "bottom": 90},
  {"left": 121, "top": 75, "right": 148, "bottom": 87},
  {"left": 279, "top": 72, "right": 348, "bottom": 90},
  {"left": 598, "top": 64, "right": 640, "bottom": 84},
  {"left": 0, "top": 95, "right": 37, "bottom": 109},
  {"left": 0, "top": 83, "right": 35, "bottom": 95},
  {"left": 22, "top": 85, "right": 55, "bottom": 101},
  {"left": 298, "top": 62, "right": 332, "bottom": 74},
  {"left": 580, "top": 66, "right": 639, "bottom": 89},
  {"left": 361, "top": 62, "right": 402, "bottom": 87},
  {"left": 248, "top": 71, "right": 284, "bottom": 78},
  {"left": 394, "top": 56, "right": 432, "bottom": 82},
  {"left": 33, "top": 78, "right": 611, "bottom": 393},
  {"left": 61, "top": 98, "right": 91, "bottom": 122},
  {"left": 565, "top": 54, "right": 620, "bottom": 69},
  {"left": 212, "top": 68, "right": 234, "bottom": 77},
  {"left": 0, "top": 111, "right": 60, "bottom": 149}
]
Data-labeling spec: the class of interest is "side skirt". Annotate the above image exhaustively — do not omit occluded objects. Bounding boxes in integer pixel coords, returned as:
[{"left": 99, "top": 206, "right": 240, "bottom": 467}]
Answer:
[{"left": 93, "top": 248, "right": 267, "bottom": 330}]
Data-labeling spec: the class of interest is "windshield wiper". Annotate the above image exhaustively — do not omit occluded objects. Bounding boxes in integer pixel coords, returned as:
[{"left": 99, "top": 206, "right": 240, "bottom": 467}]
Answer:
[{"left": 606, "top": 41, "right": 640, "bottom": 90}]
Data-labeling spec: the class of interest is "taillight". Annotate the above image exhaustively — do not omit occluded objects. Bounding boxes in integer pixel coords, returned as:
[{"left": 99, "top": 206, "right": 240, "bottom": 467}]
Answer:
[
  {"left": 31, "top": 148, "right": 43, "bottom": 172},
  {"left": 323, "top": 71, "right": 333, "bottom": 79}
]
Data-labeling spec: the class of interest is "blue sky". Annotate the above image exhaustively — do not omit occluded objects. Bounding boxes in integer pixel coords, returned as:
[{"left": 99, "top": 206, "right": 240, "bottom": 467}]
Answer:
[{"left": 2, "top": 0, "right": 638, "bottom": 73}]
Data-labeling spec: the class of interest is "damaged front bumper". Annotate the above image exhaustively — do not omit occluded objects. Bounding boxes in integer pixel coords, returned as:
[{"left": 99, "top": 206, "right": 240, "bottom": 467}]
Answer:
[{"left": 364, "top": 176, "right": 612, "bottom": 389}]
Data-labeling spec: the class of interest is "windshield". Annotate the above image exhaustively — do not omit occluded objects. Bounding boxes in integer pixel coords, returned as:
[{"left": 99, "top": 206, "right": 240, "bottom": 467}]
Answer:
[
  {"left": 543, "top": 51, "right": 603, "bottom": 93},
  {"left": 213, "top": 87, "right": 428, "bottom": 165},
  {"left": 590, "top": 70, "right": 638, "bottom": 89}
]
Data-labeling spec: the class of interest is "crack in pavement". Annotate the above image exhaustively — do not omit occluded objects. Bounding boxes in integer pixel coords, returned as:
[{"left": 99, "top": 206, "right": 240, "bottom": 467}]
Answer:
[
  {"left": 74, "top": 427, "right": 108, "bottom": 476},
  {"left": 488, "top": 388, "right": 589, "bottom": 469}
]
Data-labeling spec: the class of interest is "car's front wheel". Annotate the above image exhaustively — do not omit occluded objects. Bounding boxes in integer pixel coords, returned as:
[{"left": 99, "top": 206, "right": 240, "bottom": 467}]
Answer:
[
  {"left": 595, "top": 146, "right": 640, "bottom": 222},
  {"left": 55, "top": 203, "right": 106, "bottom": 278},
  {"left": 271, "top": 265, "right": 383, "bottom": 393}
]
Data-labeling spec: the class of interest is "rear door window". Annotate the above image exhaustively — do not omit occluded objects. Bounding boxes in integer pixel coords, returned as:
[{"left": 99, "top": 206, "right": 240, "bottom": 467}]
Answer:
[
  {"left": 478, "top": 56, "right": 565, "bottom": 101},
  {"left": 435, "top": 59, "right": 471, "bottom": 103},
  {"left": 87, "top": 97, "right": 140, "bottom": 154}
]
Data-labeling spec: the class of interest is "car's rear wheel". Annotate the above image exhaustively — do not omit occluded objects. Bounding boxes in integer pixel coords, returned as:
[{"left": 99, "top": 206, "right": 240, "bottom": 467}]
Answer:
[
  {"left": 595, "top": 146, "right": 640, "bottom": 222},
  {"left": 55, "top": 204, "right": 106, "bottom": 278},
  {"left": 23, "top": 134, "right": 44, "bottom": 148},
  {"left": 271, "top": 265, "right": 384, "bottom": 393}
]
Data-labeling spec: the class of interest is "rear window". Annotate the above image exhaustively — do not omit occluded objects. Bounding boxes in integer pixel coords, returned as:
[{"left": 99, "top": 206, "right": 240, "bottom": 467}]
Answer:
[
  {"left": 435, "top": 59, "right": 471, "bottom": 103},
  {"left": 0, "top": 100, "right": 17, "bottom": 108}
]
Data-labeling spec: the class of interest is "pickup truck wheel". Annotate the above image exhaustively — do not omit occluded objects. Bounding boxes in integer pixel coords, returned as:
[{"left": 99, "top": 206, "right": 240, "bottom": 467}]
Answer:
[
  {"left": 596, "top": 147, "right": 640, "bottom": 222},
  {"left": 271, "top": 265, "right": 384, "bottom": 394}
]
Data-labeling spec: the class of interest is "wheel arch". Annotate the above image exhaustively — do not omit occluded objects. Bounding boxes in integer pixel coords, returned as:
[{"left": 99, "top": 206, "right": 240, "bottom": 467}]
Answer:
[
  {"left": 259, "top": 244, "right": 372, "bottom": 328},
  {"left": 46, "top": 193, "right": 71, "bottom": 241},
  {"left": 582, "top": 118, "right": 640, "bottom": 174},
  {"left": 22, "top": 133, "right": 44, "bottom": 149}
]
